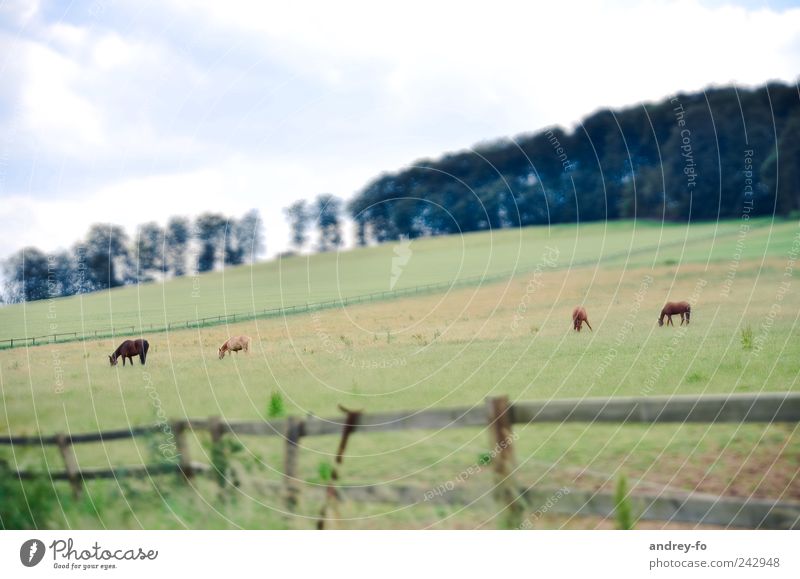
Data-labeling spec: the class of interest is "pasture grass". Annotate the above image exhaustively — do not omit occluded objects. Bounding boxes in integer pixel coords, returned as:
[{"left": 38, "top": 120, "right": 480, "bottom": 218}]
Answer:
[
  {"left": 1, "top": 217, "right": 799, "bottom": 529},
  {"left": 0, "top": 218, "right": 794, "bottom": 341}
]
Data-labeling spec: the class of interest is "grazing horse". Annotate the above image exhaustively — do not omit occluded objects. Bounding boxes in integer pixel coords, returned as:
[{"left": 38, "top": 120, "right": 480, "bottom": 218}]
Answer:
[
  {"left": 572, "top": 306, "right": 592, "bottom": 332},
  {"left": 219, "top": 335, "right": 251, "bottom": 359},
  {"left": 659, "top": 301, "right": 691, "bottom": 326},
  {"left": 109, "top": 339, "right": 149, "bottom": 366}
]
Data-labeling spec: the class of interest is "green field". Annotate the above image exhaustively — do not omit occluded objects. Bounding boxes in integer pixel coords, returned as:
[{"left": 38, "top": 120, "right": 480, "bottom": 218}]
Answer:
[
  {"left": 1, "top": 218, "right": 799, "bottom": 529},
  {"left": 0, "top": 218, "right": 794, "bottom": 341}
]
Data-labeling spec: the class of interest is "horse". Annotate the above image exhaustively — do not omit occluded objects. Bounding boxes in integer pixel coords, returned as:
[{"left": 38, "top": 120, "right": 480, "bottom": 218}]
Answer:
[
  {"left": 659, "top": 301, "right": 691, "bottom": 326},
  {"left": 219, "top": 335, "right": 251, "bottom": 359},
  {"left": 572, "top": 306, "right": 592, "bottom": 332},
  {"left": 109, "top": 339, "right": 149, "bottom": 366}
]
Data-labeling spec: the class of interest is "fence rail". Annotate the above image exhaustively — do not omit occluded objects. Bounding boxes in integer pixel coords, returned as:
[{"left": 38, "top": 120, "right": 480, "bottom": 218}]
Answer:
[{"left": 2, "top": 391, "right": 799, "bottom": 528}]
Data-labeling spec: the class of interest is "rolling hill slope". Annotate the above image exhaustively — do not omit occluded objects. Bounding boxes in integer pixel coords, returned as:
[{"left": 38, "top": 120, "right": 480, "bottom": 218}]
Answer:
[{"left": 0, "top": 218, "right": 793, "bottom": 340}]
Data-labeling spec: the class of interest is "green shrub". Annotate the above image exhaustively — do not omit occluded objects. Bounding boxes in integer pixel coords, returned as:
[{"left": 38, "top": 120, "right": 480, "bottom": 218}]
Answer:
[
  {"left": 267, "top": 391, "right": 286, "bottom": 418},
  {"left": 0, "top": 460, "right": 59, "bottom": 529},
  {"left": 614, "top": 475, "right": 636, "bottom": 530},
  {"left": 741, "top": 325, "right": 754, "bottom": 351},
  {"left": 317, "top": 461, "right": 334, "bottom": 483}
]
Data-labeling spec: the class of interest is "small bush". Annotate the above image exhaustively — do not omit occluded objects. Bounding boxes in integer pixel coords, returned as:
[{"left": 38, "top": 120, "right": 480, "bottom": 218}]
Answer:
[
  {"left": 685, "top": 371, "right": 706, "bottom": 384},
  {"left": 267, "top": 391, "right": 286, "bottom": 418},
  {"left": 317, "top": 461, "right": 334, "bottom": 483},
  {"left": 0, "top": 460, "right": 60, "bottom": 529},
  {"left": 614, "top": 475, "right": 636, "bottom": 530},
  {"left": 207, "top": 437, "right": 245, "bottom": 489}
]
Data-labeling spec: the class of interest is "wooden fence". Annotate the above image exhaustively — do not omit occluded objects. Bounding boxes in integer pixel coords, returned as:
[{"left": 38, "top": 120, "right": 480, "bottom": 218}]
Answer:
[
  {"left": 0, "top": 280, "right": 485, "bottom": 350},
  {"left": 2, "top": 391, "right": 799, "bottom": 529}
]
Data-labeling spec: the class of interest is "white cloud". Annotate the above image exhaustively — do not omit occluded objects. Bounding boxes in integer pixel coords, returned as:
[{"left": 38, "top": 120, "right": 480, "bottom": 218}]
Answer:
[
  {"left": 1, "top": 0, "right": 799, "bottom": 261},
  {"left": 91, "top": 33, "right": 137, "bottom": 70},
  {"left": 19, "top": 40, "right": 106, "bottom": 151},
  {"left": 171, "top": 0, "right": 800, "bottom": 129},
  {"left": 0, "top": 155, "right": 376, "bottom": 258}
]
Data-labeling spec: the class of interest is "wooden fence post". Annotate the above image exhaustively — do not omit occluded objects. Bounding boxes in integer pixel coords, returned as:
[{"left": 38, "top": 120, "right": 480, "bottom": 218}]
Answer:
[
  {"left": 173, "top": 421, "right": 193, "bottom": 481},
  {"left": 283, "top": 416, "right": 305, "bottom": 511},
  {"left": 56, "top": 434, "right": 82, "bottom": 499},
  {"left": 486, "top": 396, "right": 524, "bottom": 529},
  {"left": 208, "top": 416, "right": 227, "bottom": 489}
]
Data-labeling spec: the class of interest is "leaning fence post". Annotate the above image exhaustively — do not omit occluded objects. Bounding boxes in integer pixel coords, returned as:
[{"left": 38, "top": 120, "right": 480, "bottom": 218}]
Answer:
[
  {"left": 317, "top": 405, "right": 362, "bottom": 530},
  {"left": 283, "top": 416, "right": 305, "bottom": 512},
  {"left": 486, "top": 395, "right": 524, "bottom": 529},
  {"left": 173, "top": 421, "right": 193, "bottom": 481},
  {"left": 56, "top": 434, "right": 82, "bottom": 499}
]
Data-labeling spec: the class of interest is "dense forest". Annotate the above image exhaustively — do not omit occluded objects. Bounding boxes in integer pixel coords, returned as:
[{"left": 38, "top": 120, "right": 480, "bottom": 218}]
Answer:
[{"left": 347, "top": 82, "right": 800, "bottom": 242}]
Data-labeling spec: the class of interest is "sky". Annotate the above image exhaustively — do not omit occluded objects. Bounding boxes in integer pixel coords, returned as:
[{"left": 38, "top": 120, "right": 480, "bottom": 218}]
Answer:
[{"left": 0, "top": 0, "right": 799, "bottom": 260}]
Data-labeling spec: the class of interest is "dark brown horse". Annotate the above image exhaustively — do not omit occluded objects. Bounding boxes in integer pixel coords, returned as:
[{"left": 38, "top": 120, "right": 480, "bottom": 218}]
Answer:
[
  {"left": 572, "top": 306, "right": 592, "bottom": 332},
  {"left": 109, "top": 339, "right": 149, "bottom": 366},
  {"left": 659, "top": 301, "right": 691, "bottom": 326}
]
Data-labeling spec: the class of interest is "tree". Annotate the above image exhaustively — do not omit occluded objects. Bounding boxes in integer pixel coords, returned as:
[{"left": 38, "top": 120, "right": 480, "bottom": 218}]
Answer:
[
  {"left": 235, "top": 209, "right": 265, "bottom": 263},
  {"left": 2, "top": 247, "right": 50, "bottom": 303},
  {"left": 223, "top": 217, "right": 245, "bottom": 267},
  {"left": 314, "top": 194, "right": 343, "bottom": 252},
  {"left": 165, "top": 217, "right": 190, "bottom": 277},
  {"left": 346, "top": 82, "right": 800, "bottom": 236},
  {"left": 354, "top": 213, "right": 368, "bottom": 247},
  {"left": 50, "top": 250, "right": 76, "bottom": 297},
  {"left": 82, "top": 224, "right": 129, "bottom": 290},
  {"left": 284, "top": 200, "right": 310, "bottom": 251},
  {"left": 134, "top": 222, "right": 164, "bottom": 281},
  {"left": 761, "top": 111, "right": 800, "bottom": 215},
  {"left": 194, "top": 213, "right": 227, "bottom": 272}
]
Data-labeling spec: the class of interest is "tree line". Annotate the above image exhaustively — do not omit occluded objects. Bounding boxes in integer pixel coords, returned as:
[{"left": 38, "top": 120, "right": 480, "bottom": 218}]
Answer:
[
  {"left": 2, "top": 210, "right": 263, "bottom": 303},
  {"left": 6, "top": 82, "right": 799, "bottom": 304},
  {"left": 2, "top": 195, "right": 350, "bottom": 304},
  {"left": 346, "top": 82, "right": 800, "bottom": 242}
]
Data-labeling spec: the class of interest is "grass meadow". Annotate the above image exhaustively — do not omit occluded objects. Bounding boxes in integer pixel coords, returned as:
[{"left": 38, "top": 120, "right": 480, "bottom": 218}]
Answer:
[{"left": 1, "top": 218, "right": 799, "bottom": 529}]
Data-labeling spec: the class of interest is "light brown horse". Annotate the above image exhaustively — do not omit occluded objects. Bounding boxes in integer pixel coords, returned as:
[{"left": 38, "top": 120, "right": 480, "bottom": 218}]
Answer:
[
  {"left": 572, "top": 306, "right": 592, "bottom": 332},
  {"left": 219, "top": 335, "right": 251, "bottom": 359},
  {"left": 109, "top": 339, "right": 149, "bottom": 366},
  {"left": 659, "top": 301, "right": 691, "bottom": 326}
]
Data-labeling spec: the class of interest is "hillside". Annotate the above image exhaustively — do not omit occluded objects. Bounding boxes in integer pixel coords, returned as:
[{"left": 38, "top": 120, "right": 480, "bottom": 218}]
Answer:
[{"left": 0, "top": 217, "right": 794, "bottom": 341}]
